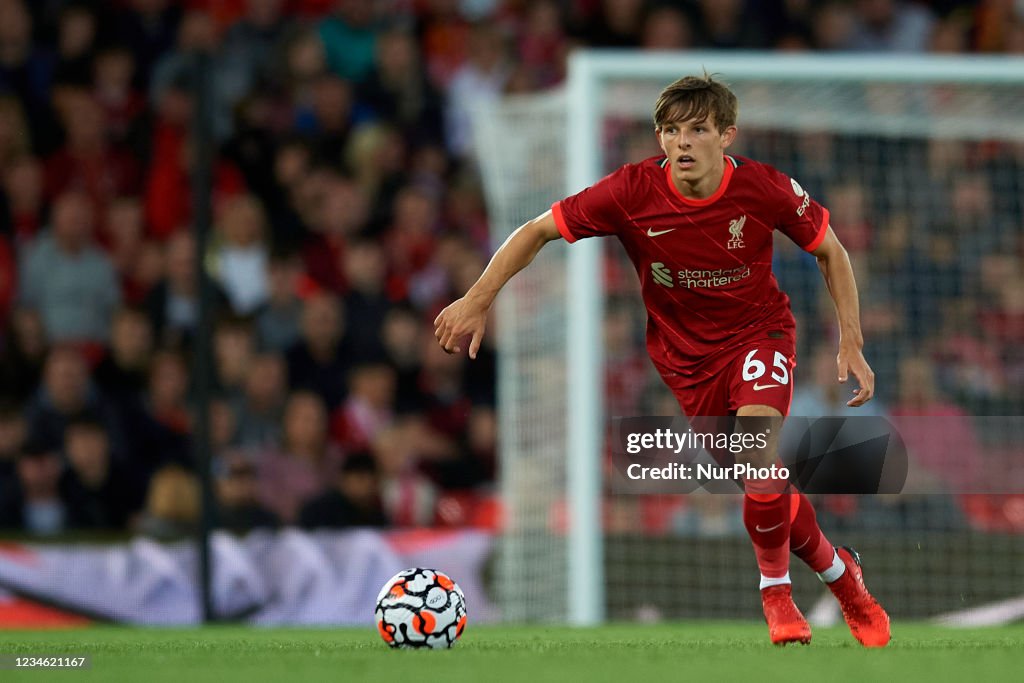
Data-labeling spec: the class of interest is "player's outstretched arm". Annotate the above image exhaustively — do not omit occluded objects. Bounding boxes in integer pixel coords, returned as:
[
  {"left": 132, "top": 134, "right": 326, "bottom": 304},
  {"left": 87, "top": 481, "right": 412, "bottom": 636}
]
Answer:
[
  {"left": 434, "top": 210, "right": 562, "bottom": 358},
  {"left": 811, "top": 226, "right": 875, "bottom": 407}
]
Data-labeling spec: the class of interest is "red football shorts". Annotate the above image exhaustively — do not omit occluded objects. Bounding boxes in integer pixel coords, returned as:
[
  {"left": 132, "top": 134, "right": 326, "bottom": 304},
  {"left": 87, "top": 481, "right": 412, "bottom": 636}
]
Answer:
[{"left": 664, "top": 340, "right": 796, "bottom": 417}]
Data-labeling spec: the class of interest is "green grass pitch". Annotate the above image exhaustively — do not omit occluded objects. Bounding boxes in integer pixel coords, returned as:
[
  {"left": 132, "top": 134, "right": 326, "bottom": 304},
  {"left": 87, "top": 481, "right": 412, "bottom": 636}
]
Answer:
[{"left": 4, "top": 623, "right": 1023, "bottom": 682}]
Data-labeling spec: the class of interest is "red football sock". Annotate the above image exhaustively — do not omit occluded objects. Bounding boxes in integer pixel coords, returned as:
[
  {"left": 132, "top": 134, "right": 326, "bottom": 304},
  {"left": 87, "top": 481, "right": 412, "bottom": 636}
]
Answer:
[
  {"left": 743, "top": 491, "right": 792, "bottom": 581},
  {"left": 789, "top": 492, "right": 835, "bottom": 573}
]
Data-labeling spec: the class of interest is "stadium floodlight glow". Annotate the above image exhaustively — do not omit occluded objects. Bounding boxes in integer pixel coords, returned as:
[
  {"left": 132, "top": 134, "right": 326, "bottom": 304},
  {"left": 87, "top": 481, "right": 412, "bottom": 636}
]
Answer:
[{"left": 474, "top": 49, "right": 1024, "bottom": 627}]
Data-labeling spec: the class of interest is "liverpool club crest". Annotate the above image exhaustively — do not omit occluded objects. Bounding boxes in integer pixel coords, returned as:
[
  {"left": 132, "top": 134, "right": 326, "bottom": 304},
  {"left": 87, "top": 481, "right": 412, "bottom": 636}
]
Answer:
[{"left": 728, "top": 215, "right": 746, "bottom": 249}]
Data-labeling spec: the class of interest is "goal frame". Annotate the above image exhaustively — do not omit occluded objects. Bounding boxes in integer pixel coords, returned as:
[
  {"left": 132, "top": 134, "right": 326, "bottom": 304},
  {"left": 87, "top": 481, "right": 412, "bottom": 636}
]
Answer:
[{"left": 563, "top": 50, "right": 1024, "bottom": 626}]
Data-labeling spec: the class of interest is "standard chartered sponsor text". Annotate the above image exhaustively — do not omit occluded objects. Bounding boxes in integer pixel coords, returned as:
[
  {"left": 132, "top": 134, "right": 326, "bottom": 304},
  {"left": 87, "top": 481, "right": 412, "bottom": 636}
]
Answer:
[{"left": 678, "top": 265, "right": 750, "bottom": 288}]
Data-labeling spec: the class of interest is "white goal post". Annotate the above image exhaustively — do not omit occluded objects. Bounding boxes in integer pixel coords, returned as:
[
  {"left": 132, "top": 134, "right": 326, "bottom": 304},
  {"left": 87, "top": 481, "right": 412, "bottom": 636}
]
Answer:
[{"left": 474, "top": 51, "right": 1024, "bottom": 626}]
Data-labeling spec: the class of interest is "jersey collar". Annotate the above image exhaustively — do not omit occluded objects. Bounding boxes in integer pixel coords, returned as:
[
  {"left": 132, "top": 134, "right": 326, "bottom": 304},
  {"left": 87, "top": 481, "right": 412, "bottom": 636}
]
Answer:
[{"left": 664, "top": 155, "right": 736, "bottom": 207}]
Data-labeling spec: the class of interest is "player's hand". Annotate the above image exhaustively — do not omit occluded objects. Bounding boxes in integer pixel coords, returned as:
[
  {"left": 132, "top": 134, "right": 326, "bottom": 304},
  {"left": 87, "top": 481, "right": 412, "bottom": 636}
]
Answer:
[
  {"left": 434, "top": 296, "right": 488, "bottom": 359},
  {"left": 837, "top": 344, "right": 875, "bottom": 407}
]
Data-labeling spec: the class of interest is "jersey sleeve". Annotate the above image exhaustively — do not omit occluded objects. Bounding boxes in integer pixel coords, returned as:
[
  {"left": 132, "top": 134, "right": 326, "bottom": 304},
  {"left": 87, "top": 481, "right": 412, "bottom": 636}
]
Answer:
[
  {"left": 763, "top": 166, "right": 830, "bottom": 252},
  {"left": 551, "top": 165, "right": 636, "bottom": 243}
]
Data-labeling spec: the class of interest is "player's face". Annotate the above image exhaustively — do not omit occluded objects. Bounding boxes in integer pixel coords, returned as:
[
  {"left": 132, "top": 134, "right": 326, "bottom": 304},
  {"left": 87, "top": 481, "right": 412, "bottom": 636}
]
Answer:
[{"left": 656, "top": 117, "right": 737, "bottom": 195}]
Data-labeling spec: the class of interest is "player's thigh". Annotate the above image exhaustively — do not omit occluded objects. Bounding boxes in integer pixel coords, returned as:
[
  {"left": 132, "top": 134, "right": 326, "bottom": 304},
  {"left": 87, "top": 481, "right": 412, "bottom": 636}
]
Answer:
[
  {"left": 728, "top": 343, "right": 793, "bottom": 468},
  {"left": 727, "top": 342, "right": 796, "bottom": 417}
]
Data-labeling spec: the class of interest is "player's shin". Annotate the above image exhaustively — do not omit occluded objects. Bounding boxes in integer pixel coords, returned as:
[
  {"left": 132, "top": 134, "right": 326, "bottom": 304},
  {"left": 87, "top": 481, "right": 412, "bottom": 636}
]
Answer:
[
  {"left": 742, "top": 482, "right": 793, "bottom": 588},
  {"left": 789, "top": 492, "right": 842, "bottom": 576}
]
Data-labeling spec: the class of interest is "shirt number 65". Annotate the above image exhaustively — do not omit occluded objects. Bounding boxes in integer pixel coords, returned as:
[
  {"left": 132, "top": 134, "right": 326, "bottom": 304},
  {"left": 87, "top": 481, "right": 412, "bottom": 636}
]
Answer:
[{"left": 741, "top": 349, "right": 790, "bottom": 385}]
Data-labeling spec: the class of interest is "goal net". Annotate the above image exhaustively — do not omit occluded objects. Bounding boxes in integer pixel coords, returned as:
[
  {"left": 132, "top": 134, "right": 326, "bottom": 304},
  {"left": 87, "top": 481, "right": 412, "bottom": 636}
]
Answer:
[{"left": 473, "top": 52, "right": 1024, "bottom": 625}]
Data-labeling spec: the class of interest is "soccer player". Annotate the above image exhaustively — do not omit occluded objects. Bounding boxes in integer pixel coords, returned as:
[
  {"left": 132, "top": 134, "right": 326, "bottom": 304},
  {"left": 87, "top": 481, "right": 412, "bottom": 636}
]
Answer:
[{"left": 434, "top": 74, "right": 890, "bottom": 646}]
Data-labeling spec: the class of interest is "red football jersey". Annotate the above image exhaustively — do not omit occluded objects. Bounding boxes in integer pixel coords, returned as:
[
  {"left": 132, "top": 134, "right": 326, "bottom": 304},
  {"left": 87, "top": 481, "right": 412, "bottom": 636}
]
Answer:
[{"left": 552, "top": 154, "right": 830, "bottom": 386}]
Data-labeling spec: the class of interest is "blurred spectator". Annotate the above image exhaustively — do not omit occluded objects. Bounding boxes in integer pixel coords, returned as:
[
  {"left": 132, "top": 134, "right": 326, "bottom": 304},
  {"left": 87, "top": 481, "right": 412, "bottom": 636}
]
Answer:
[
  {"left": 211, "top": 194, "right": 270, "bottom": 315},
  {"left": 215, "top": 451, "right": 279, "bottom": 533},
  {"left": 1, "top": 154, "right": 45, "bottom": 244},
  {"left": 0, "top": 96, "right": 31, "bottom": 168},
  {"left": 359, "top": 29, "right": 445, "bottom": 148},
  {"left": 220, "top": 0, "right": 290, "bottom": 96},
  {"left": 641, "top": 5, "right": 695, "bottom": 50},
  {"left": 331, "top": 362, "right": 395, "bottom": 451},
  {"left": 93, "top": 306, "right": 154, "bottom": 411},
  {"left": 213, "top": 315, "right": 256, "bottom": 399},
  {"left": 103, "top": 196, "right": 163, "bottom": 304},
  {"left": 5, "top": 444, "right": 66, "bottom": 535},
  {"left": 136, "top": 464, "right": 198, "bottom": 539},
  {"left": 209, "top": 396, "right": 239, "bottom": 454},
  {"left": 45, "top": 89, "right": 140, "bottom": 212},
  {"left": 383, "top": 184, "right": 443, "bottom": 307},
  {"left": 0, "top": 0, "right": 56, "bottom": 152},
  {"left": 604, "top": 302, "right": 648, "bottom": 418},
  {"left": 417, "top": 335, "right": 471, "bottom": 441},
  {"left": 424, "top": 404, "right": 496, "bottom": 493},
  {"left": 150, "top": 9, "right": 234, "bottom": 140},
  {"left": 121, "top": 349, "right": 192, "bottom": 476},
  {"left": 302, "top": 74, "right": 356, "bottom": 165},
  {"left": 578, "top": 0, "right": 646, "bottom": 47},
  {"left": 60, "top": 416, "right": 143, "bottom": 529},
  {"left": 890, "top": 356, "right": 982, "bottom": 490},
  {"left": 112, "top": 0, "right": 182, "bottom": 91},
  {"left": 279, "top": 26, "right": 328, "bottom": 112},
  {"left": 371, "top": 419, "right": 441, "bottom": 526},
  {"left": 825, "top": 179, "right": 873, "bottom": 254},
  {"left": 318, "top": 0, "right": 381, "bottom": 82},
  {"left": 845, "top": 0, "right": 936, "bottom": 51},
  {"left": 256, "top": 248, "right": 305, "bottom": 352},
  {"left": 0, "top": 307, "right": 47, "bottom": 401},
  {"left": 144, "top": 76, "right": 246, "bottom": 239},
  {"left": 812, "top": 1, "right": 857, "bottom": 50},
  {"left": 254, "top": 390, "right": 343, "bottom": 523},
  {"left": 445, "top": 20, "right": 511, "bottom": 159},
  {"left": 233, "top": 352, "right": 287, "bottom": 448},
  {"left": 222, "top": 94, "right": 278, "bottom": 215},
  {"left": 517, "top": 0, "right": 570, "bottom": 87},
  {"left": 299, "top": 450, "right": 388, "bottom": 529},
  {"left": 286, "top": 291, "right": 352, "bottom": 409},
  {"left": 145, "top": 230, "right": 229, "bottom": 349},
  {"left": 53, "top": 3, "right": 97, "bottom": 88},
  {"left": 381, "top": 305, "right": 426, "bottom": 413},
  {"left": 302, "top": 173, "right": 369, "bottom": 290},
  {"left": 344, "top": 124, "right": 410, "bottom": 232},
  {"left": 262, "top": 139, "right": 313, "bottom": 249},
  {"left": 696, "top": 0, "right": 763, "bottom": 48},
  {"left": 18, "top": 190, "right": 120, "bottom": 345},
  {"left": 342, "top": 238, "right": 391, "bottom": 362},
  {"left": 25, "top": 345, "right": 124, "bottom": 457},
  {"left": 92, "top": 46, "right": 146, "bottom": 148}
]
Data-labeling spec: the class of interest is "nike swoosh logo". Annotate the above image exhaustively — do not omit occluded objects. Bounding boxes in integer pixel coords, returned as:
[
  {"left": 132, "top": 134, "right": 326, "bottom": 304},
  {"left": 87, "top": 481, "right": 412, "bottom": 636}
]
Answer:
[
  {"left": 755, "top": 522, "right": 785, "bottom": 533},
  {"left": 752, "top": 382, "right": 780, "bottom": 391},
  {"left": 647, "top": 228, "right": 676, "bottom": 237}
]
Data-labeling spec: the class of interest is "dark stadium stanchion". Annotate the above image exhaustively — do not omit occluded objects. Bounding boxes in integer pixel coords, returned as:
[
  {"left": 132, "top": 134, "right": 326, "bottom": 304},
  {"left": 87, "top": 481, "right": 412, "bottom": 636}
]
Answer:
[{"left": 190, "top": 50, "right": 218, "bottom": 625}]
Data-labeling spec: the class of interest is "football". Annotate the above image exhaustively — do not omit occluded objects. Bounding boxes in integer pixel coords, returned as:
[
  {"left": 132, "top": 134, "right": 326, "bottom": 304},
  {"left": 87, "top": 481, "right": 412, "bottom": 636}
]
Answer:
[{"left": 375, "top": 568, "right": 468, "bottom": 649}]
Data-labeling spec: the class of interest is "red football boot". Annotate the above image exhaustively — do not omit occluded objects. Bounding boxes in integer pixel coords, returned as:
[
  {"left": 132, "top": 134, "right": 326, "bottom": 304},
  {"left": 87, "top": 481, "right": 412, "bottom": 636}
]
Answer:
[
  {"left": 761, "top": 584, "right": 812, "bottom": 645},
  {"left": 828, "top": 546, "right": 891, "bottom": 647}
]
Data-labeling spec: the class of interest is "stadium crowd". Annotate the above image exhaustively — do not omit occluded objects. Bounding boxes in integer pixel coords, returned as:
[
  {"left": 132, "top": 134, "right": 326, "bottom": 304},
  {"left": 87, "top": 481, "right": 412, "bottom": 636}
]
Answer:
[{"left": 0, "top": 0, "right": 1022, "bottom": 537}]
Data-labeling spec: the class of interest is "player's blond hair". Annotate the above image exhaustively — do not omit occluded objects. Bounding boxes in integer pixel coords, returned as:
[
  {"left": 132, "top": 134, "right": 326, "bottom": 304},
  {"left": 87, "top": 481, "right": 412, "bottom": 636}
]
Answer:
[{"left": 653, "top": 72, "right": 738, "bottom": 132}]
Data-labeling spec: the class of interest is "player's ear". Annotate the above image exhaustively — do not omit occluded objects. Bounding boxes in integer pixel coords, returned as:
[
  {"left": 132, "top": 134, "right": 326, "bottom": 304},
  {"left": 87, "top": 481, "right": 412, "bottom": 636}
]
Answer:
[{"left": 720, "top": 125, "right": 738, "bottom": 149}]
